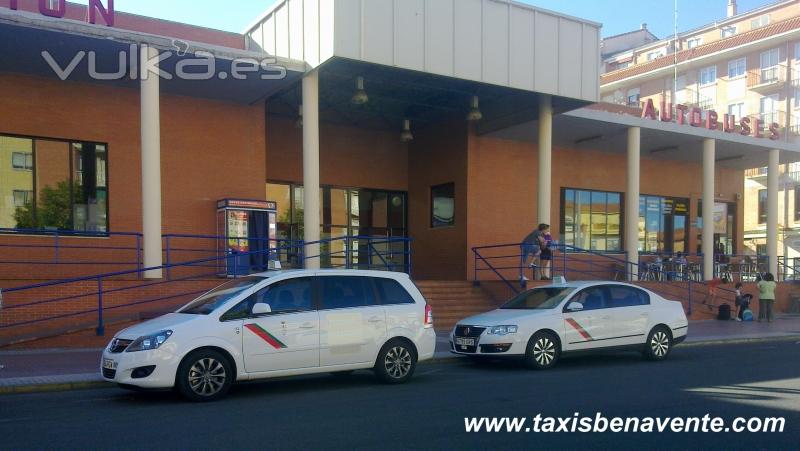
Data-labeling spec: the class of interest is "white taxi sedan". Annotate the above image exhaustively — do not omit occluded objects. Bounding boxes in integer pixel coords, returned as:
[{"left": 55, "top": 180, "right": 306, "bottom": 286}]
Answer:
[
  {"left": 101, "top": 270, "right": 436, "bottom": 401},
  {"left": 450, "top": 281, "right": 688, "bottom": 369}
]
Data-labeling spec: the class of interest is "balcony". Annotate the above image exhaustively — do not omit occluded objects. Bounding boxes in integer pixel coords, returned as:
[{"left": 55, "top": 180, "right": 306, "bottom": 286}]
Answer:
[
  {"left": 758, "top": 111, "right": 786, "bottom": 130},
  {"left": 747, "top": 65, "right": 787, "bottom": 93},
  {"left": 745, "top": 167, "right": 768, "bottom": 178}
]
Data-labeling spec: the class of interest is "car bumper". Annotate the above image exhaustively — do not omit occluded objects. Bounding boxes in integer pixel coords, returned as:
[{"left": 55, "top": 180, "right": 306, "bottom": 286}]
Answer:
[
  {"left": 449, "top": 331, "right": 527, "bottom": 356},
  {"left": 417, "top": 328, "right": 437, "bottom": 361},
  {"left": 100, "top": 347, "right": 181, "bottom": 389}
]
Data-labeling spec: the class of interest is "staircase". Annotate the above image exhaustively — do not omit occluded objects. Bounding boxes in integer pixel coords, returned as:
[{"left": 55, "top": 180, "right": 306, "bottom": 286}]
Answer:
[{"left": 415, "top": 281, "right": 500, "bottom": 331}]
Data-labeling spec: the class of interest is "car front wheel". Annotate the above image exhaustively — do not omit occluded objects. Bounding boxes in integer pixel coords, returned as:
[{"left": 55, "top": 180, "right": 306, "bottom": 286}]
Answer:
[
  {"left": 374, "top": 340, "right": 417, "bottom": 384},
  {"left": 176, "top": 349, "right": 233, "bottom": 402},
  {"left": 644, "top": 326, "right": 673, "bottom": 361},
  {"left": 525, "top": 331, "right": 560, "bottom": 370}
]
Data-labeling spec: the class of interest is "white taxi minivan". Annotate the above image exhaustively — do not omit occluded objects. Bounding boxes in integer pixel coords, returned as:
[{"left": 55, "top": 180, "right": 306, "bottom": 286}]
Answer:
[{"left": 101, "top": 270, "right": 436, "bottom": 401}]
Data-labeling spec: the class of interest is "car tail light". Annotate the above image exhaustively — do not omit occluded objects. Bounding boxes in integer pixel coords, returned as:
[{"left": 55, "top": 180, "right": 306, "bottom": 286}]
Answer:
[{"left": 424, "top": 304, "right": 434, "bottom": 329}]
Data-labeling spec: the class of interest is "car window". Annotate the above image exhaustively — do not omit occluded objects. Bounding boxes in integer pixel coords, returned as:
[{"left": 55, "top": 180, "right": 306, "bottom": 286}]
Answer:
[
  {"left": 501, "top": 287, "right": 576, "bottom": 310},
  {"left": 180, "top": 277, "right": 265, "bottom": 315},
  {"left": 608, "top": 285, "right": 650, "bottom": 308},
  {"left": 374, "top": 278, "right": 415, "bottom": 305},
  {"left": 220, "top": 277, "right": 313, "bottom": 321},
  {"left": 319, "top": 276, "right": 377, "bottom": 310},
  {"left": 568, "top": 287, "right": 609, "bottom": 311}
]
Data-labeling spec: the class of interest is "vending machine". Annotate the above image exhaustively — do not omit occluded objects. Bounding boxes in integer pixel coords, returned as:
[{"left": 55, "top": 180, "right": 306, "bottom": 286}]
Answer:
[{"left": 216, "top": 199, "right": 278, "bottom": 276}]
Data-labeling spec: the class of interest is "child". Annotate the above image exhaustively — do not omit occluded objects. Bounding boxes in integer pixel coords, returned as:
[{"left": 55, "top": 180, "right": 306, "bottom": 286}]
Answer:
[
  {"left": 703, "top": 277, "right": 729, "bottom": 311},
  {"left": 734, "top": 282, "right": 752, "bottom": 321},
  {"left": 540, "top": 228, "right": 554, "bottom": 280}
]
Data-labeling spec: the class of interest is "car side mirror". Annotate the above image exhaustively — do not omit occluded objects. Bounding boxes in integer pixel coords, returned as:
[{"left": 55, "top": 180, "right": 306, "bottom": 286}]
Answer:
[
  {"left": 566, "top": 302, "right": 584, "bottom": 312},
  {"left": 252, "top": 303, "right": 272, "bottom": 316}
]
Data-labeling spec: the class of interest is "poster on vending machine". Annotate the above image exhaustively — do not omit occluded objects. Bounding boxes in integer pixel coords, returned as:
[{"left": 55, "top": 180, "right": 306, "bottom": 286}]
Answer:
[{"left": 227, "top": 211, "right": 250, "bottom": 253}]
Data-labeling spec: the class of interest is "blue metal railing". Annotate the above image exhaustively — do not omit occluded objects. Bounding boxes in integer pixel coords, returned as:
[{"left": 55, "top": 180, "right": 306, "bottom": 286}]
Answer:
[
  {"left": 0, "top": 228, "right": 143, "bottom": 272},
  {"left": 0, "top": 235, "right": 412, "bottom": 341},
  {"left": 0, "top": 230, "right": 411, "bottom": 279},
  {"left": 471, "top": 242, "right": 742, "bottom": 318}
]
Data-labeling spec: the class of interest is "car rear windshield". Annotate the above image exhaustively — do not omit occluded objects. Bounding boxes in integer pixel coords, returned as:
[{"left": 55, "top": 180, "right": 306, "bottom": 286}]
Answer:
[
  {"left": 501, "top": 287, "right": 576, "bottom": 310},
  {"left": 179, "top": 277, "right": 265, "bottom": 315}
]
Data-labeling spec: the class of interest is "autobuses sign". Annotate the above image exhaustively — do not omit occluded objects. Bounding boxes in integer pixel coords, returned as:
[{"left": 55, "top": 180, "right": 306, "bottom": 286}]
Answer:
[
  {"left": 8, "top": 0, "right": 115, "bottom": 27},
  {"left": 640, "top": 98, "right": 781, "bottom": 141}
]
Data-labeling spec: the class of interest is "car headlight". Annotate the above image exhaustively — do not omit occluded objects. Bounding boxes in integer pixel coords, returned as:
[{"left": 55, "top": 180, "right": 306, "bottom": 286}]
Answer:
[
  {"left": 487, "top": 325, "right": 518, "bottom": 336},
  {"left": 125, "top": 330, "right": 173, "bottom": 352}
]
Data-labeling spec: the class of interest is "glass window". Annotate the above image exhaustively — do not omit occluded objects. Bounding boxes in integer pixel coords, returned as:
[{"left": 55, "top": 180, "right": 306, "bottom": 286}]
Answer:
[
  {"left": 795, "top": 187, "right": 800, "bottom": 221},
  {"left": 501, "top": 287, "right": 576, "bottom": 310},
  {"left": 569, "top": 287, "right": 608, "bottom": 311},
  {"left": 374, "top": 278, "right": 414, "bottom": 305},
  {"left": 687, "top": 38, "right": 702, "bottom": 49},
  {"left": 12, "top": 190, "right": 33, "bottom": 207},
  {"left": 561, "top": 188, "right": 623, "bottom": 252},
  {"left": 180, "top": 277, "right": 265, "bottom": 315},
  {"left": 759, "top": 190, "right": 767, "bottom": 224},
  {"left": 1, "top": 135, "right": 108, "bottom": 233},
  {"left": 11, "top": 152, "right": 33, "bottom": 170},
  {"left": 252, "top": 277, "right": 313, "bottom": 313},
  {"left": 319, "top": 276, "right": 376, "bottom": 310},
  {"left": 751, "top": 15, "right": 770, "bottom": 30},
  {"left": 431, "top": 183, "right": 455, "bottom": 228},
  {"left": 760, "top": 49, "right": 780, "bottom": 82},
  {"left": 728, "top": 58, "right": 746, "bottom": 78},
  {"left": 699, "top": 66, "right": 717, "bottom": 86},
  {"left": 728, "top": 103, "right": 745, "bottom": 118},
  {"left": 639, "top": 195, "right": 689, "bottom": 253},
  {"left": 721, "top": 26, "right": 736, "bottom": 38},
  {"left": 607, "top": 285, "right": 650, "bottom": 308}
]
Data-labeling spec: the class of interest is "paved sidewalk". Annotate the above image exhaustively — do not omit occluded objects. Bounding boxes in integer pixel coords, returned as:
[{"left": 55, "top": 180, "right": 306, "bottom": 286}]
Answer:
[{"left": 2, "top": 315, "right": 799, "bottom": 393}]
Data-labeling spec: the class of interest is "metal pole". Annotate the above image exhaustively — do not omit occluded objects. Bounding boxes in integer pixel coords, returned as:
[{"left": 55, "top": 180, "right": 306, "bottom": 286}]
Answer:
[
  {"left": 165, "top": 235, "right": 171, "bottom": 281},
  {"left": 54, "top": 231, "right": 60, "bottom": 264},
  {"left": 96, "top": 277, "right": 105, "bottom": 336}
]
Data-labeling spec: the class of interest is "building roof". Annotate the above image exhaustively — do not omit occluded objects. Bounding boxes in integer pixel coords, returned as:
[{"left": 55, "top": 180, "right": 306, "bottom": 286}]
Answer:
[{"left": 601, "top": 15, "right": 800, "bottom": 85}]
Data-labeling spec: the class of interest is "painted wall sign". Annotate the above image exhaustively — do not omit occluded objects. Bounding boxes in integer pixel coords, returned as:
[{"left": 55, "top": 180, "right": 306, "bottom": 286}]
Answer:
[
  {"left": 8, "top": 0, "right": 115, "bottom": 27},
  {"left": 640, "top": 98, "right": 781, "bottom": 141}
]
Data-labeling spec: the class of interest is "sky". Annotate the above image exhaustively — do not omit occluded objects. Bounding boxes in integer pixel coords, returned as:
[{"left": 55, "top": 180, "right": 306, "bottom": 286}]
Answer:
[{"left": 68, "top": 0, "right": 776, "bottom": 38}]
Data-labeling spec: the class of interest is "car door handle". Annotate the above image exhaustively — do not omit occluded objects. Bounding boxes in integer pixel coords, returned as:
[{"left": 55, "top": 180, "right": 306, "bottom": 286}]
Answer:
[
  {"left": 368, "top": 317, "right": 384, "bottom": 323},
  {"left": 601, "top": 316, "right": 612, "bottom": 320},
  {"left": 300, "top": 323, "right": 316, "bottom": 329}
]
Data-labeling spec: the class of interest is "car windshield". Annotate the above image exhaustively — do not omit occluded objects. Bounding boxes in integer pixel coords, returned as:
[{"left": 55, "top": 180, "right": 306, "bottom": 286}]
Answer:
[
  {"left": 179, "top": 277, "right": 265, "bottom": 315},
  {"left": 501, "top": 287, "right": 576, "bottom": 310}
]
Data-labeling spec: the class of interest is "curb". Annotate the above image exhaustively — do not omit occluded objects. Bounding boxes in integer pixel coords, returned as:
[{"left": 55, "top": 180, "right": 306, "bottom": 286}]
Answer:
[
  {"left": 677, "top": 335, "right": 800, "bottom": 348},
  {"left": 0, "top": 380, "right": 111, "bottom": 395}
]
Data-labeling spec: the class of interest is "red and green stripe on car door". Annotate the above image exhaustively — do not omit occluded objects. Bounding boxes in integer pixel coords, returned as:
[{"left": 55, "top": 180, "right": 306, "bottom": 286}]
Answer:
[{"left": 245, "top": 323, "right": 288, "bottom": 349}]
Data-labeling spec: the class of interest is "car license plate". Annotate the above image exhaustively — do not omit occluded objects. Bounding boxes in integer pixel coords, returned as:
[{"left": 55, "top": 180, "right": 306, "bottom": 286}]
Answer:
[
  {"left": 103, "top": 359, "right": 117, "bottom": 370},
  {"left": 455, "top": 337, "right": 475, "bottom": 347}
]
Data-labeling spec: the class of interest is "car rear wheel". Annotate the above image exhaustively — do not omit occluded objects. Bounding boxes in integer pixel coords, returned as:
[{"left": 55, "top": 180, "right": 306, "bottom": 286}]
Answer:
[
  {"left": 643, "top": 326, "right": 673, "bottom": 361},
  {"left": 374, "top": 340, "right": 417, "bottom": 384},
  {"left": 176, "top": 349, "right": 233, "bottom": 402},
  {"left": 525, "top": 332, "right": 560, "bottom": 370}
]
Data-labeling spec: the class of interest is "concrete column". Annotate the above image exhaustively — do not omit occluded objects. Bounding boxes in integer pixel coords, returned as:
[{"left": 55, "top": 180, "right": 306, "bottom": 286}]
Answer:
[
  {"left": 626, "top": 127, "right": 641, "bottom": 280},
  {"left": 767, "top": 149, "right": 780, "bottom": 276},
  {"left": 702, "top": 138, "right": 715, "bottom": 281},
  {"left": 140, "top": 45, "right": 163, "bottom": 279},
  {"left": 302, "top": 71, "right": 321, "bottom": 269},
  {"left": 538, "top": 95, "right": 553, "bottom": 225}
]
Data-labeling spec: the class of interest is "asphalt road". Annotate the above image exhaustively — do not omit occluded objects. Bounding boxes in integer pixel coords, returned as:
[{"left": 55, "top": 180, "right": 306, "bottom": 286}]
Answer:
[{"left": 1, "top": 341, "right": 799, "bottom": 451}]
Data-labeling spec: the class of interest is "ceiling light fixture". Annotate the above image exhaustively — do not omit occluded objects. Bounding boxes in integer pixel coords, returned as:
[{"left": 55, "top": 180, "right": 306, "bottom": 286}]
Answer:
[
  {"left": 351, "top": 76, "right": 369, "bottom": 105},
  {"left": 467, "top": 96, "right": 483, "bottom": 121},
  {"left": 400, "top": 119, "right": 414, "bottom": 143}
]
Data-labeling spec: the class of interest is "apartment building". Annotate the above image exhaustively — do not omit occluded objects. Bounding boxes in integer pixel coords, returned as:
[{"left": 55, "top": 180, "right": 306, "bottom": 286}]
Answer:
[
  {"left": 601, "top": 0, "right": 800, "bottom": 143},
  {"left": 601, "top": 0, "right": 800, "bottom": 270}
]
